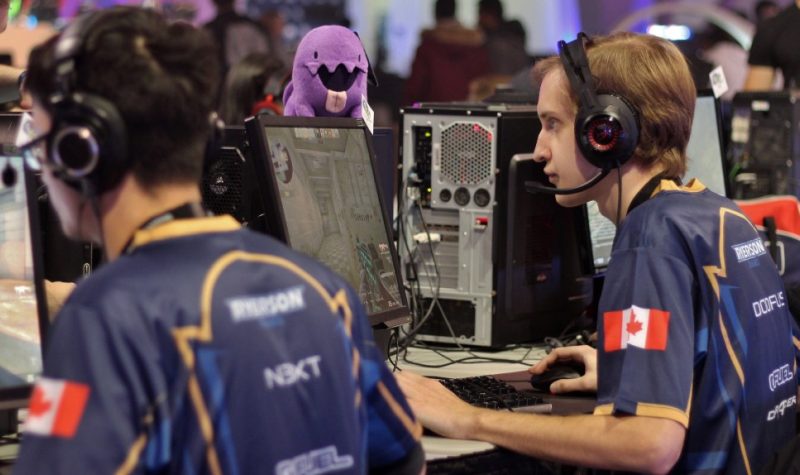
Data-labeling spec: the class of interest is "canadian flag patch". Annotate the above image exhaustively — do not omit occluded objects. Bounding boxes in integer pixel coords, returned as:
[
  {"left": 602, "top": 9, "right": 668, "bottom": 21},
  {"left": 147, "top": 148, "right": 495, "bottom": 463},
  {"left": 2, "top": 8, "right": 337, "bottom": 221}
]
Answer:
[
  {"left": 603, "top": 305, "right": 670, "bottom": 352},
  {"left": 24, "top": 377, "right": 90, "bottom": 438}
]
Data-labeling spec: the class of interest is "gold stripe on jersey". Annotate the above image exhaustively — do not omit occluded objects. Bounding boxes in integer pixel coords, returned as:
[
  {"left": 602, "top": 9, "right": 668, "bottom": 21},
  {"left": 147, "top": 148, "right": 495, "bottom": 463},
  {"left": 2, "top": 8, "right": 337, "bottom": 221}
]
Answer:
[
  {"left": 129, "top": 215, "right": 241, "bottom": 252},
  {"left": 593, "top": 402, "right": 689, "bottom": 427},
  {"left": 701, "top": 207, "right": 759, "bottom": 474},
  {"left": 377, "top": 382, "right": 423, "bottom": 440},
  {"left": 654, "top": 178, "right": 707, "bottom": 195}
]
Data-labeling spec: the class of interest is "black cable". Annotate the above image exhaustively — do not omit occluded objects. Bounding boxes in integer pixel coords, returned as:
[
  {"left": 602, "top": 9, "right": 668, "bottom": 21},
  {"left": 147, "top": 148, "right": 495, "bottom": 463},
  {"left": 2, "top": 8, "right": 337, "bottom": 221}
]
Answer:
[
  {"left": 387, "top": 328, "right": 400, "bottom": 372},
  {"left": 82, "top": 180, "right": 109, "bottom": 264},
  {"left": 615, "top": 161, "right": 623, "bottom": 226},
  {"left": 395, "top": 199, "right": 443, "bottom": 350}
]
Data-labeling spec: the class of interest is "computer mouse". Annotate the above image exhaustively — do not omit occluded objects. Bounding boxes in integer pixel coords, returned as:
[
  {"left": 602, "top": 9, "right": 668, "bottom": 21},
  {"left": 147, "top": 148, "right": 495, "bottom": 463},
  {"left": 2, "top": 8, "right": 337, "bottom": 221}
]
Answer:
[{"left": 529, "top": 363, "right": 584, "bottom": 392}]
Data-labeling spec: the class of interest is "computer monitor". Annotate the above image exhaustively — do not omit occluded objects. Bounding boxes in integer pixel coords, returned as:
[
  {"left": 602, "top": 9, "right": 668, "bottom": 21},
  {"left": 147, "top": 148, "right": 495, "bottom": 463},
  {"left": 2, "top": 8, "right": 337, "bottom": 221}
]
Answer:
[
  {"left": 685, "top": 89, "right": 729, "bottom": 197},
  {"left": 586, "top": 89, "right": 729, "bottom": 272},
  {"left": 370, "top": 127, "right": 397, "bottom": 224},
  {"left": 245, "top": 116, "right": 412, "bottom": 329},
  {"left": 0, "top": 159, "right": 48, "bottom": 436},
  {"left": 0, "top": 113, "right": 20, "bottom": 156}
]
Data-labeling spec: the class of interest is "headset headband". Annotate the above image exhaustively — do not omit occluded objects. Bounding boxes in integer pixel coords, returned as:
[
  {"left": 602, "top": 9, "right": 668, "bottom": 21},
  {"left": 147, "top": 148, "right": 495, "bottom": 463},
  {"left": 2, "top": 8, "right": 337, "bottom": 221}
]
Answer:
[{"left": 558, "top": 33, "right": 598, "bottom": 110}]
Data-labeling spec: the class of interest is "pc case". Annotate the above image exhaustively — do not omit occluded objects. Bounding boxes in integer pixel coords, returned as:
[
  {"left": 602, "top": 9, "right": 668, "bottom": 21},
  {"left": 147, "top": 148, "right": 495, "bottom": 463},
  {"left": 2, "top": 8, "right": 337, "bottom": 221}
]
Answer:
[
  {"left": 730, "top": 91, "right": 800, "bottom": 198},
  {"left": 200, "top": 126, "right": 266, "bottom": 232},
  {"left": 399, "top": 104, "right": 592, "bottom": 347}
]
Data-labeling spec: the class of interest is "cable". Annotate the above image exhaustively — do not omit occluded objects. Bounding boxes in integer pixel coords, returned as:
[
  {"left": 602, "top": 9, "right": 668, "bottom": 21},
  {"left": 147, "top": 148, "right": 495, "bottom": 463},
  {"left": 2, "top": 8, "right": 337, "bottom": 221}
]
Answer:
[
  {"left": 394, "top": 198, "right": 443, "bottom": 350},
  {"left": 387, "top": 328, "right": 400, "bottom": 372},
  {"left": 82, "top": 180, "right": 110, "bottom": 264},
  {"left": 615, "top": 160, "right": 622, "bottom": 226}
]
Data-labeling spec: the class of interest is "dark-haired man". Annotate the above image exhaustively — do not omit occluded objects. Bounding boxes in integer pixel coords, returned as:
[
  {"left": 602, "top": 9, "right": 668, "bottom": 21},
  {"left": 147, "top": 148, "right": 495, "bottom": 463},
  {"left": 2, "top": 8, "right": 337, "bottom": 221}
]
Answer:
[{"left": 15, "top": 7, "right": 424, "bottom": 474}]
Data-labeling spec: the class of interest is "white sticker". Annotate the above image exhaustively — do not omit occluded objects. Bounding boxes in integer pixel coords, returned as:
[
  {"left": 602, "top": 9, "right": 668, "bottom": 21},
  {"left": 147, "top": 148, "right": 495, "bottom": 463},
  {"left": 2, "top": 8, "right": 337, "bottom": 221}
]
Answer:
[
  {"left": 751, "top": 100, "right": 770, "bottom": 112},
  {"left": 361, "top": 94, "right": 374, "bottom": 134},
  {"left": 709, "top": 66, "right": 728, "bottom": 99}
]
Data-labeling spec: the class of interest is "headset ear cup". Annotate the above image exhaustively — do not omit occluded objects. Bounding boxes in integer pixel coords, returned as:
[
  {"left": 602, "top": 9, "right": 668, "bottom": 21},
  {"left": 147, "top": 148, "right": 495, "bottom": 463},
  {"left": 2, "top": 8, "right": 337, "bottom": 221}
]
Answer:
[
  {"left": 49, "top": 92, "right": 128, "bottom": 194},
  {"left": 204, "top": 112, "right": 226, "bottom": 164},
  {"left": 575, "top": 93, "right": 640, "bottom": 170}
]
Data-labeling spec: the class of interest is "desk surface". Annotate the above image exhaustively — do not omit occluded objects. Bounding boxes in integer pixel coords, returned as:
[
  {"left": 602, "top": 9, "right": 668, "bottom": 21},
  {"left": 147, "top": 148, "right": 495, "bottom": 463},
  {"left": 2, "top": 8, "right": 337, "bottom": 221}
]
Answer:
[{"left": 395, "top": 344, "right": 546, "bottom": 379}]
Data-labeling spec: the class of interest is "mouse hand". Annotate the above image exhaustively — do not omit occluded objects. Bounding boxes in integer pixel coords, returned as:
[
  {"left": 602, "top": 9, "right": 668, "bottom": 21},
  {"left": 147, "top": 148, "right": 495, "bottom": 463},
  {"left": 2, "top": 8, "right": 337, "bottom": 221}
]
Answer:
[
  {"left": 395, "top": 370, "right": 479, "bottom": 439},
  {"left": 529, "top": 345, "right": 598, "bottom": 393}
]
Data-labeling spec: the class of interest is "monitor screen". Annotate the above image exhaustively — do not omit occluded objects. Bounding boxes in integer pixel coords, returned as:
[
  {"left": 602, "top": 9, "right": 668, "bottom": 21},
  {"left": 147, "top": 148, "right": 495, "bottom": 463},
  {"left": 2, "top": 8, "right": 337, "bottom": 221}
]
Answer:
[
  {"left": 587, "top": 90, "right": 728, "bottom": 272},
  {"left": 685, "top": 90, "right": 728, "bottom": 197},
  {"left": 0, "top": 158, "right": 47, "bottom": 412},
  {"left": 245, "top": 116, "right": 411, "bottom": 329}
]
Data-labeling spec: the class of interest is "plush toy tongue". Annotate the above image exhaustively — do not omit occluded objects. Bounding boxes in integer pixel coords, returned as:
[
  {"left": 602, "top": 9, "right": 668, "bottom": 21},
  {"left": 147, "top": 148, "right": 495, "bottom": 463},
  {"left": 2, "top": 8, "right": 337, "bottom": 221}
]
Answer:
[
  {"left": 325, "top": 90, "right": 347, "bottom": 113},
  {"left": 318, "top": 64, "right": 359, "bottom": 92}
]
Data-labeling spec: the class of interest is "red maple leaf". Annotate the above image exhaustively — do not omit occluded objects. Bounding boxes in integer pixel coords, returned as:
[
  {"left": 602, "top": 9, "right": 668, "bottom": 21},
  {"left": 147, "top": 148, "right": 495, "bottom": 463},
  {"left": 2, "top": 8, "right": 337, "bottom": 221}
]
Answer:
[
  {"left": 626, "top": 311, "right": 643, "bottom": 336},
  {"left": 28, "top": 386, "right": 52, "bottom": 418}
]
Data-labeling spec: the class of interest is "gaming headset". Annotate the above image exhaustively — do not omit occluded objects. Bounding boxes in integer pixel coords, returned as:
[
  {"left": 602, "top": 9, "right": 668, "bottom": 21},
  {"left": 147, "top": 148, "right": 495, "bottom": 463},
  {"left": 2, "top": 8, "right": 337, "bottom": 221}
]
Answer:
[
  {"left": 560, "top": 32, "right": 640, "bottom": 170},
  {"left": 46, "top": 12, "right": 129, "bottom": 196},
  {"left": 526, "top": 33, "right": 641, "bottom": 196}
]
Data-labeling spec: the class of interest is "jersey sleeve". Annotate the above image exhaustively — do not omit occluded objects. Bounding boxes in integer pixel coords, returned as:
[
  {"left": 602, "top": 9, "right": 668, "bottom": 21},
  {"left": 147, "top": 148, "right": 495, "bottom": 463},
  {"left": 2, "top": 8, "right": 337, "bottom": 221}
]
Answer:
[
  {"left": 594, "top": 247, "right": 696, "bottom": 427},
  {"left": 14, "top": 294, "right": 169, "bottom": 475},
  {"left": 345, "top": 287, "right": 423, "bottom": 472}
]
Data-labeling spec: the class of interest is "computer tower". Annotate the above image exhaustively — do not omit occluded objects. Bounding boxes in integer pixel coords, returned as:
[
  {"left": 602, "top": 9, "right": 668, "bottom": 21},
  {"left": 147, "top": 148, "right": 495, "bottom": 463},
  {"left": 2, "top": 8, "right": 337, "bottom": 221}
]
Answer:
[
  {"left": 730, "top": 91, "right": 800, "bottom": 198},
  {"left": 200, "top": 126, "right": 266, "bottom": 232},
  {"left": 399, "top": 105, "right": 592, "bottom": 347}
]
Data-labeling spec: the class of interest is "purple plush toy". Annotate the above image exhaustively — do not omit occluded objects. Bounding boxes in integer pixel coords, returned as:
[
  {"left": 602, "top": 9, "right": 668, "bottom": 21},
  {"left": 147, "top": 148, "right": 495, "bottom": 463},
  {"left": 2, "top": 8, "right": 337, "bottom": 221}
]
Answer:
[{"left": 283, "top": 25, "right": 377, "bottom": 117}]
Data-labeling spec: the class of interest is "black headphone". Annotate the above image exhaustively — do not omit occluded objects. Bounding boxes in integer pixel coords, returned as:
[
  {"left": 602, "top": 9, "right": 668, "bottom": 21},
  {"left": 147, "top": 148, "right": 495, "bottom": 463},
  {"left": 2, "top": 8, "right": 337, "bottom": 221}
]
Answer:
[
  {"left": 46, "top": 12, "right": 129, "bottom": 196},
  {"left": 559, "top": 33, "right": 640, "bottom": 170}
]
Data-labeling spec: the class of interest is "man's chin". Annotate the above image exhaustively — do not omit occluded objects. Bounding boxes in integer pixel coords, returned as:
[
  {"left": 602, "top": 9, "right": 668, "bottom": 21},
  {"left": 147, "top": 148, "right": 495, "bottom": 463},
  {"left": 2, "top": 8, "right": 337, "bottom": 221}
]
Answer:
[{"left": 555, "top": 193, "right": 587, "bottom": 208}]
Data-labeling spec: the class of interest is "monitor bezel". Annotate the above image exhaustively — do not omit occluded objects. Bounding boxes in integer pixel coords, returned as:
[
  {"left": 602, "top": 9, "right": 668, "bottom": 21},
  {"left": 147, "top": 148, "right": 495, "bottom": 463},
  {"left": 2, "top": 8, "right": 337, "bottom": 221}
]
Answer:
[
  {"left": 245, "top": 115, "right": 412, "bottom": 329},
  {"left": 0, "top": 163, "right": 50, "bottom": 411}
]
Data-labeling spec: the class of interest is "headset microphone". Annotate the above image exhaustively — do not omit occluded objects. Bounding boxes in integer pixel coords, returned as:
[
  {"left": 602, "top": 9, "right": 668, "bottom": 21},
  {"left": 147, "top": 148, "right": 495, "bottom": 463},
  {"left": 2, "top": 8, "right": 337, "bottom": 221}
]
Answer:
[{"left": 525, "top": 168, "right": 610, "bottom": 195}]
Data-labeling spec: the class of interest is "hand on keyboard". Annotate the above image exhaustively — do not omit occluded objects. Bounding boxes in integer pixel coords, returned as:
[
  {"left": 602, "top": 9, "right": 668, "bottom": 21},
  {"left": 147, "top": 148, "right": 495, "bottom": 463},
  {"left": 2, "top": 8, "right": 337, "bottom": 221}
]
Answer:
[
  {"left": 439, "top": 376, "right": 545, "bottom": 410},
  {"left": 396, "top": 371, "right": 549, "bottom": 440},
  {"left": 396, "top": 370, "right": 483, "bottom": 439}
]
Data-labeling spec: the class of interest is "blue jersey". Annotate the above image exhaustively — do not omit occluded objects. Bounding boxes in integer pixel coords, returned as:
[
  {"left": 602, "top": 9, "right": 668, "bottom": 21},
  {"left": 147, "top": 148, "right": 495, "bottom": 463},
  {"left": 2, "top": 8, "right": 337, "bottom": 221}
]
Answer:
[
  {"left": 14, "top": 215, "right": 422, "bottom": 475},
  {"left": 595, "top": 180, "right": 800, "bottom": 474}
]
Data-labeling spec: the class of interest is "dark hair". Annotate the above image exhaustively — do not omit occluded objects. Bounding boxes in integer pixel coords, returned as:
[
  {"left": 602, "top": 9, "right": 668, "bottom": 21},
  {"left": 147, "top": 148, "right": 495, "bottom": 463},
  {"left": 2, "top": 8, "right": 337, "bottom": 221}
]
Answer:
[
  {"left": 478, "top": 0, "right": 503, "bottom": 18},
  {"left": 26, "top": 7, "right": 220, "bottom": 187},
  {"left": 755, "top": 0, "right": 778, "bottom": 21},
  {"left": 435, "top": 0, "right": 456, "bottom": 20},
  {"left": 219, "top": 52, "right": 286, "bottom": 125}
]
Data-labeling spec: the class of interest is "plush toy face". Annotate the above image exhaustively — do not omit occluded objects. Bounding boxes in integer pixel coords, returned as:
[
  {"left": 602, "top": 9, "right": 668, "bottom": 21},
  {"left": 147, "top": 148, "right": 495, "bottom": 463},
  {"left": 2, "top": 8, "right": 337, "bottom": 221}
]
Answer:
[{"left": 283, "top": 25, "right": 371, "bottom": 118}]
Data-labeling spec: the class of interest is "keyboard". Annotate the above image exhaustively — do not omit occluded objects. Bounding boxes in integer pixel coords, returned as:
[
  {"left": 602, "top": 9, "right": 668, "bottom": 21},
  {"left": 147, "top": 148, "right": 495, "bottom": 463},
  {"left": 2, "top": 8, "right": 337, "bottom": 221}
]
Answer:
[
  {"left": 428, "top": 448, "right": 561, "bottom": 474},
  {"left": 440, "top": 375, "right": 549, "bottom": 412}
]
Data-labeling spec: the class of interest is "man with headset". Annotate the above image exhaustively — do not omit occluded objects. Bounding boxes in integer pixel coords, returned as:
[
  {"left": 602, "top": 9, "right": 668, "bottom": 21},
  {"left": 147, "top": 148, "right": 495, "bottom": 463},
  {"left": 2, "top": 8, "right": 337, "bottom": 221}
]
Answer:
[
  {"left": 16, "top": 7, "right": 424, "bottom": 474},
  {"left": 398, "top": 31, "right": 799, "bottom": 473}
]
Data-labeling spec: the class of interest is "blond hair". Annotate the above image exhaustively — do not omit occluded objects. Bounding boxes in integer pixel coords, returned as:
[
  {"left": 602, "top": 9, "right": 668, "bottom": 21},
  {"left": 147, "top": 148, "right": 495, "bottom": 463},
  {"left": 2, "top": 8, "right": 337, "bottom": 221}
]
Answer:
[{"left": 533, "top": 32, "right": 695, "bottom": 178}]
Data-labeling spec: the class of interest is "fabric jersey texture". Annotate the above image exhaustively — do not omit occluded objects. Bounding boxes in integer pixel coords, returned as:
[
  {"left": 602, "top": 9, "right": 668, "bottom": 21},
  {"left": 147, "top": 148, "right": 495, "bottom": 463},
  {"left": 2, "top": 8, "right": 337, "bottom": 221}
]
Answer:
[
  {"left": 748, "top": 2, "right": 800, "bottom": 89},
  {"left": 595, "top": 179, "right": 800, "bottom": 474},
  {"left": 14, "top": 215, "right": 421, "bottom": 474}
]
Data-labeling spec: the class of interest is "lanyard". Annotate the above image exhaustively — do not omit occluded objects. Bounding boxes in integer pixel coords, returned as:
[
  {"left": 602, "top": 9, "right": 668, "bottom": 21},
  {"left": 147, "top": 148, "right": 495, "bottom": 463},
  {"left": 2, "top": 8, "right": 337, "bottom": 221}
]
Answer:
[{"left": 122, "top": 202, "right": 206, "bottom": 255}]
